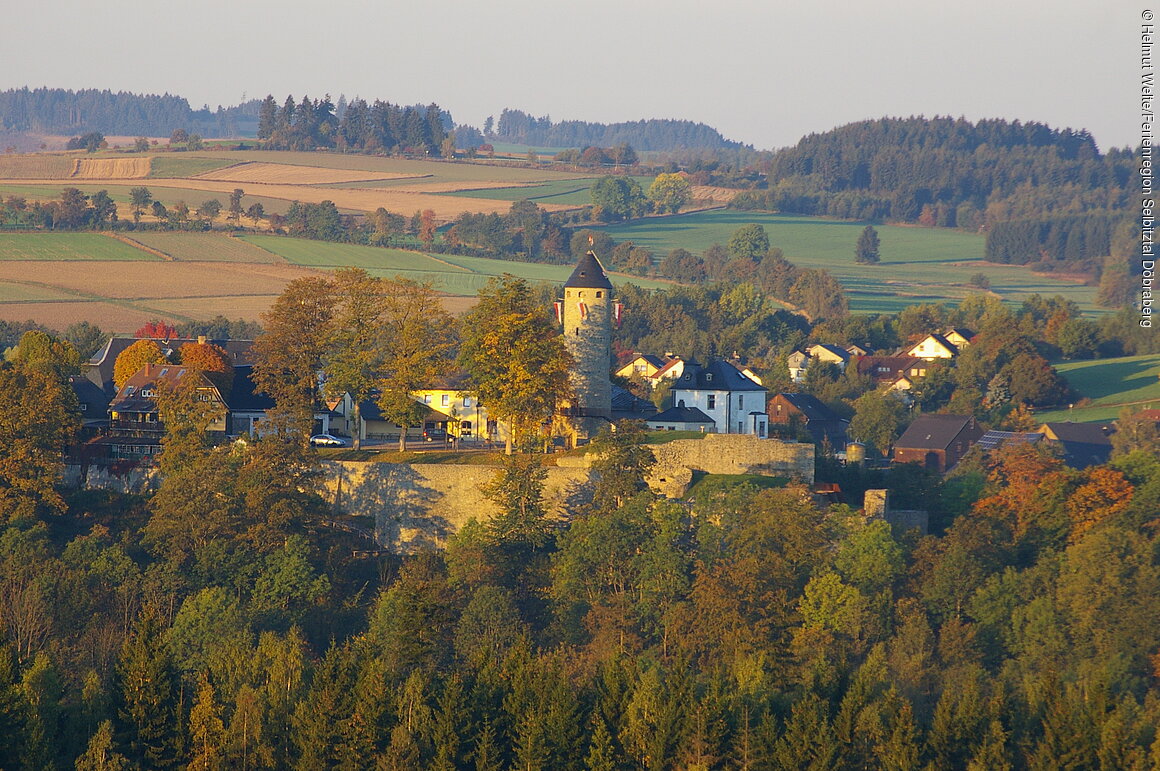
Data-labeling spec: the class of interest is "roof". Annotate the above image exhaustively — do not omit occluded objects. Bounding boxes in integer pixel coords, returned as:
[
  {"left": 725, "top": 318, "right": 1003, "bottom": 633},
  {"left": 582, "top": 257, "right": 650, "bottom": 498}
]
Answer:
[
  {"left": 86, "top": 336, "right": 254, "bottom": 395},
  {"left": 907, "top": 334, "right": 958, "bottom": 356},
  {"left": 944, "top": 327, "right": 976, "bottom": 340},
  {"left": 650, "top": 406, "right": 715, "bottom": 424},
  {"left": 774, "top": 393, "right": 840, "bottom": 422},
  {"left": 564, "top": 250, "right": 613, "bottom": 290},
  {"left": 109, "top": 363, "right": 229, "bottom": 413},
  {"left": 611, "top": 384, "right": 657, "bottom": 417},
  {"left": 856, "top": 356, "right": 923, "bottom": 379},
  {"left": 976, "top": 430, "right": 1044, "bottom": 451},
  {"left": 895, "top": 414, "right": 976, "bottom": 450},
  {"left": 806, "top": 343, "right": 851, "bottom": 361},
  {"left": 1132, "top": 409, "right": 1160, "bottom": 422},
  {"left": 1039, "top": 422, "right": 1113, "bottom": 445},
  {"left": 224, "top": 366, "right": 275, "bottom": 412},
  {"left": 672, "top": 359, "right": 767, "bottom": 392}
]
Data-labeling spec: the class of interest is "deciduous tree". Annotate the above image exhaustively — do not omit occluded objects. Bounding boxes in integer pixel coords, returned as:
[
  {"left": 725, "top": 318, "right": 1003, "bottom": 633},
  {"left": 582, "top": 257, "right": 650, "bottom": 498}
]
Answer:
[{"left": 856, "top": 225, "right": 881, "bottom": 264}]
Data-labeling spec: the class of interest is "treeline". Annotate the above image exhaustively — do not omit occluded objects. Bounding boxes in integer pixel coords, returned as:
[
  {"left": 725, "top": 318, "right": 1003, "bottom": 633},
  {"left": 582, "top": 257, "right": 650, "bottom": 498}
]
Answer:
[
  {"left": 490, "top": 108, "right": 745, "bottom": 151},
  {"left": 258, "top": 95, "right": 449, "bottom": 156},
  {"left": 0, "top": 87, "right": 257, "bottom": 137},
  {"left": 731, "top": 117, "right": 1135, "bottom": 266}
]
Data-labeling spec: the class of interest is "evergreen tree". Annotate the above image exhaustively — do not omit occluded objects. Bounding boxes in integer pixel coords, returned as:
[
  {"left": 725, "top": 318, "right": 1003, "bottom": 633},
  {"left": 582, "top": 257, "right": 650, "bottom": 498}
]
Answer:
[
  {"left": 115, "top": 609, "right": 179, "bottom": 769},
  {"left": 856, "top": 225, "right": 881, "bottom": 264}
]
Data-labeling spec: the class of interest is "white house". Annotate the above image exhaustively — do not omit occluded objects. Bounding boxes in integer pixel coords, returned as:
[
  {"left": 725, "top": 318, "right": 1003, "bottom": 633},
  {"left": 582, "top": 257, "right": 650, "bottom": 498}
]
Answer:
[{"left": 669, "top": 359, "right": 769, "bottom": 437}]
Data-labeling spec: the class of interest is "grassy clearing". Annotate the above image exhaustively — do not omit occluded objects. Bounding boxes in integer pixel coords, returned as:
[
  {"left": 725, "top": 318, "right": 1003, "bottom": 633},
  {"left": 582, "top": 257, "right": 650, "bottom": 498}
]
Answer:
[
  {"left": 126, "top": 232, "right": 279, "bottom": 262},
  {"left": 1035, "top": 354, "right": 1160, "bottom": 423},
  {"left": 597, "top": 210, "right": 1101, "bottom": 314},
  {"left": 0, "top": 233, "right": 156, "bottom": 261}
]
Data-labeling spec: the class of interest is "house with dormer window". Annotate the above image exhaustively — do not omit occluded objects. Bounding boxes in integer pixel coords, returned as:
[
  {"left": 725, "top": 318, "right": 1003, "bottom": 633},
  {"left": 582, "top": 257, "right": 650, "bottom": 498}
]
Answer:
[{"left": 668, "top": 359, "right": 769, "bottom": 437}]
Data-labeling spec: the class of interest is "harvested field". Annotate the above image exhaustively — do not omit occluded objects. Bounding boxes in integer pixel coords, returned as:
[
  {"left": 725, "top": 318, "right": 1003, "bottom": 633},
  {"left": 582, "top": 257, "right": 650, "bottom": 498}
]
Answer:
[
  {"left": 0, "top": 154, "right": 76, "bottom": 179},
  {"left": 71, "top": 157, "right": 151, "bottom": 179},
  {"left": 124, "top": 232, "right": 280, "bottom": 263},
  {"left": 141, "top": 295, "right": 287, "bottom": 320},
  {"left": 182, "top": 151, "right": 589, "bottom": 183},
  {"left": 0, "top": 233, "right": 156, "bottom": 261},
  {"left": 241, "top": 236, "right": 464, "bottom": 271},
  {"left": 0, "top": 260, "right": 322, "bottom": 300},
  {"left": 0, "top": 300, "right": 164, "bottom": 331},
  {"left": 196, "top": 162, "right": 417, "bottom": 185}
]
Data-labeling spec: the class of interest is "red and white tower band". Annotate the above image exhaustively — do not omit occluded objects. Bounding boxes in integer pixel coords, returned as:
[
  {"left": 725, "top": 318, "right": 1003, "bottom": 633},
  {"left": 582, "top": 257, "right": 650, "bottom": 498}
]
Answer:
[{"left": 559, "top": 250, "right": 619, "bottom": 439}]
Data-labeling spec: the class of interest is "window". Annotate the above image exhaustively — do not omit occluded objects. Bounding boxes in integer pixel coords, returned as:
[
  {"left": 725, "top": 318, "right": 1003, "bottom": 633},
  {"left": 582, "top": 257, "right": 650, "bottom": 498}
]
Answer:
[
  {"left": 739, "top": 395, "right": 744, "bottom": 409},
  {"left": 424, "top": 394, "right": 431, "bottom": 403},
  {"left": 706, "top": 373, "right": 713, "bottom": 382},
  {"left": 463, "top": 397, "right": 471, "bottom": 407},
  {"left": 707, "top": 395, "right": 716, "bottom": 410},
  {"left": 678, "top": 399, "right": 685, "bottom": 408},
  {"left": 596, "top": 291, "right": 603, "bottom": 298},
  {"left": 441, "top": 394, "right": 449, "bottom": 407},
  {"left": 737, "top": 421, "right": 743, "bottom": 433},
  {"left": 579, "top": 291, "right": 585, "bottom": 297}
]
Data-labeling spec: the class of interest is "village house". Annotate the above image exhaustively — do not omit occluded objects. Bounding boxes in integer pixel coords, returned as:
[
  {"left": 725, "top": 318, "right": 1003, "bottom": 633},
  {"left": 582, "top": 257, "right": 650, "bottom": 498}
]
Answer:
[
  {"left": 893, "top": 414, "right": 984, "bottom": 472},
  {"left": 904, "top": 329, "right": 973, "bottom": 361},
  {"left": 768, "top": 392, "right": 849, "bottom": 447},
  {"left": 1037, "top": 421, "right": 1114, "bottom": 469},
  {"left": 669, "top": 359, "right": 769, "bottom": 437}
]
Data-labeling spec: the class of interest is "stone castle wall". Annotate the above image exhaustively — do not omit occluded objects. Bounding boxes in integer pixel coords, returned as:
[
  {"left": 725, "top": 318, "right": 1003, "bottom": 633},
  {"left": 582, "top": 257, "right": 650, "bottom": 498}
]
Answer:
[{"left": 323, "top": 462, "right": 594, "bottom": 552}]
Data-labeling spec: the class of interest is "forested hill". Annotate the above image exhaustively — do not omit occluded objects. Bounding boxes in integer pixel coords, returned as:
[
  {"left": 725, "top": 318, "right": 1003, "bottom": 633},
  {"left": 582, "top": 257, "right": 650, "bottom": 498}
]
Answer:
[
  {"left": 490, "top": 108, "right": 745, "bottom": 151},
  {"left": 0, "top": 87, "right": 259, "bottom": 137},
  {"left": 732, "top": 116, "right": 1138, "bottom": 277}
]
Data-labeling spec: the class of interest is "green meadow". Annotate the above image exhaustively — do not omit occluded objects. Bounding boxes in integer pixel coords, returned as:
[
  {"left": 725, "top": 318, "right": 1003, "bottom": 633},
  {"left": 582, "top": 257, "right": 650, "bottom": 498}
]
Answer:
[
  {"left": 1035, "top": 354, "right": 1160, "bottom": 423},
  {"left": 596, "top": 210, "right": 1101, "bottom": 314},
  {"left": 0, "top": 233, "right": 156, "bottom": 261}
]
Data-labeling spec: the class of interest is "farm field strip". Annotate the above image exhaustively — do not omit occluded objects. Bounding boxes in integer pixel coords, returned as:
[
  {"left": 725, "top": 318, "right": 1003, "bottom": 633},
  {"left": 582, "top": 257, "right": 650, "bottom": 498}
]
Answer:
[
  {"left": 0, "top": 281, "right": 80, "bottom": 302},
  {"left": 149, "top": 156, "right": 240, "bottom": 178},
  {"left": 194, "top": 162, "right": 419, "bottom": 185},
  {"left": 0, "top": 154, "right": 76, "bottom": 179},
  {"left": 241, "top": 235, "right": 471, "bottom": 272},
  {"left": 0, "top": 233, "right": 158, "bottom": 261},
  {"left": 1035, "top": 354, "right": 1160, "bottom": 423},
  {"left": 125, "top": 232, "right": 280, "bottom": 263},
  {"left": 180, "top": 151, "right": 591, "bottom": 182},
  {"left": 71, "top": 157, "right": 151, "bottom": 179},
  {"left": 0, "top": 181, "right": 304, "bottom": 216}
]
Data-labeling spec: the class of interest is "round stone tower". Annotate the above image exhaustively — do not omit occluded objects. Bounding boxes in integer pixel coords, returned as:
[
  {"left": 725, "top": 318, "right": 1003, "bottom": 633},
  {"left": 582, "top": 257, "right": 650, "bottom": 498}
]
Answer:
[{"left": 560, "top": 250, "right": 613, "bottom": 438}]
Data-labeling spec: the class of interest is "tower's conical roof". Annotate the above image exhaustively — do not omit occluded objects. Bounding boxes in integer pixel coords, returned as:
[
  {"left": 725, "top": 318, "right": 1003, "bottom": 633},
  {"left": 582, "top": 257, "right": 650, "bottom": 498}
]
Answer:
[{"left": 564, "top": 250, "right": 614, "bottom": 290}]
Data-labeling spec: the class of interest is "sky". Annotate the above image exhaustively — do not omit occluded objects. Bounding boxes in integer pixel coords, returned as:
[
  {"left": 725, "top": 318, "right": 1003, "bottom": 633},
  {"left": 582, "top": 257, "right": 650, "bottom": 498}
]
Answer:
[{"left": 0, "top": 0, "right": 1137, "bottom": 152}]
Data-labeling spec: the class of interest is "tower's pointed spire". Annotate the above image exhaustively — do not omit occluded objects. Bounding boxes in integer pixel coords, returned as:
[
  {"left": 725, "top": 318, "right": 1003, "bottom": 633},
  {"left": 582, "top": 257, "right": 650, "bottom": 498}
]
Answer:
[{"left": 565, "top": 250, "right": 613, "bottom": 290}]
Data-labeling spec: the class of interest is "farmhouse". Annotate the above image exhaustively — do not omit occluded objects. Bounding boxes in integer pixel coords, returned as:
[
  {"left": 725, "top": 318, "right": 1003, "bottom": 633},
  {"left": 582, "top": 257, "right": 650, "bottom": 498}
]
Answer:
[{"left": 768, "top": 392, "right": 848, "bottom": 447}]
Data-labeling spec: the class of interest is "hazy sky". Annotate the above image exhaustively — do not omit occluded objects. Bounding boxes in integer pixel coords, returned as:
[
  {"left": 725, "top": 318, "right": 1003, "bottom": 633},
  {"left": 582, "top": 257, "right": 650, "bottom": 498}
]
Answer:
[{"left": 1, "top": 0, "right": 1136, "bottom": 152}]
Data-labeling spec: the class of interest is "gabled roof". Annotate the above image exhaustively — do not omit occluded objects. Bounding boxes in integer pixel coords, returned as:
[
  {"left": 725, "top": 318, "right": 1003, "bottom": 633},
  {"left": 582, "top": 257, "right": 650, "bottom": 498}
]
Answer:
[
  {"left": 775, "top": 393, "right": 840, "bottom": 423},
  {"left": 651, "top": 356, "right": 685, "bottom": 379},
  {"left": 650, "top": 406, "right": 714, "bottom": 424},
  {"left": 806, "top": 343, "right": 851, "bottom": 362},
  {"left": 895, "top": 414, "right": 976, "bottom": 450},
  {"left": 86, "top": 336, "right": 254, "bottom": 394},
  {"left": 943, "top": 327, "right": 975, "bottom": 341},
  {"left": 907, "top": 334, "right": 958, "bottom": 356},
  {"left": 109, "top": 363, "right": 230, "bottom": 413},
  {"left": 856, "top": 356, "right": 923, "bottom": 379},
  {"left": 564, "top": 250, "right": 613, "bottom": 290},
  {"left": 1038, "top": 422, "right": 1113, "bottom": 445},
  {"left": 672, "top": 359, "right": 767, "bottom": 392}
]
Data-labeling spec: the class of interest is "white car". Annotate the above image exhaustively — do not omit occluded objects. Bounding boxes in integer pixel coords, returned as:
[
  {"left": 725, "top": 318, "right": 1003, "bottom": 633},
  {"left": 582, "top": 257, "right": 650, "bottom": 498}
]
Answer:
[{"left": 309, "top": 434, "right": 347, "bottom": 447}]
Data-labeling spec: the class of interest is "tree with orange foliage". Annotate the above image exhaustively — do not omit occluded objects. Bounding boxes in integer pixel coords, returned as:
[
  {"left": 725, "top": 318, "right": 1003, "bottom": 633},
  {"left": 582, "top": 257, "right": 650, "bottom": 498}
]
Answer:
[
  {"left": 113, "top": 339, "right": 169, "bottom": 390},
  {"left": 135, "top": 320, "right": 178, "bottom": 340},
  {"left": 418, "top": 209, "right": 437, "bottom": 246},
  {"left": 177, "top": 342, "right": 232, "bottom": 374},
  {"left": 1065, "top": 467, "right": 1133, "bottom": 543}
]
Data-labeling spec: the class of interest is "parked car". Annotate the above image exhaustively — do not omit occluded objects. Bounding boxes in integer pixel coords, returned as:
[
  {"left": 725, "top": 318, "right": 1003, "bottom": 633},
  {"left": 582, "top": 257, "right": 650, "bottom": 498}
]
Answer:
[
  {"left": 309, "top": 433, "right": 347, "bottom": 447},
  {"left": 423, "top": 428, "right": 449, "bottom": 442}
]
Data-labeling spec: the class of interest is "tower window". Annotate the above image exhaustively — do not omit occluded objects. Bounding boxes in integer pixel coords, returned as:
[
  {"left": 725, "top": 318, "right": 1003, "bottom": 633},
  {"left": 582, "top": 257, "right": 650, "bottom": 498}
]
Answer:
[
  {"left": 579, "top": 291, "right": 586, "bottom": 297},
  {"left": 596, "top": 291, "right": 603, "bottom": 298}
]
